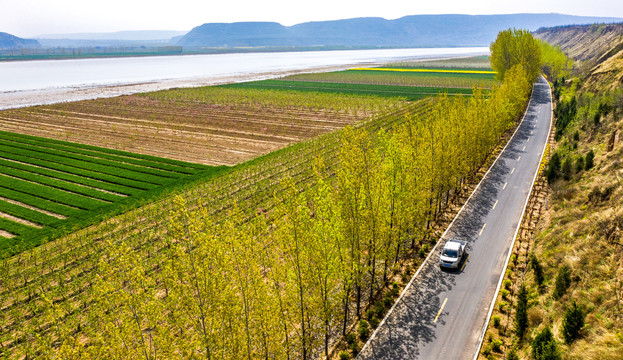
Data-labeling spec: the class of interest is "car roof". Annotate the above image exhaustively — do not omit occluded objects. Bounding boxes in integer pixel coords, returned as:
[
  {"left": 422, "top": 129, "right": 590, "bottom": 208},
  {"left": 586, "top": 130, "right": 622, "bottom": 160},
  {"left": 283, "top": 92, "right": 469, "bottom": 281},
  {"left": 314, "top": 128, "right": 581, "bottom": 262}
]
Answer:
[{"left": 444, "top": 241, "right": 461, "bottom": 251}]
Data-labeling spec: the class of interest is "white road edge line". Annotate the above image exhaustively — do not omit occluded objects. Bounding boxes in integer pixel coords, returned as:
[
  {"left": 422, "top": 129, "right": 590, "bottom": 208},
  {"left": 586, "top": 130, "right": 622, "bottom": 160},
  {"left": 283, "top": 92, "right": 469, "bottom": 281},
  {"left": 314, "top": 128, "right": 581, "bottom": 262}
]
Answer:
[
  {"left": 492, "top": 200, "right": 498, "bottom": 210},
  {"left": 503, "top": 182, "right": 507, "bottom": 190},
  {"left": 472, "top": 77, "right": 553, "bottom": 360},
  {"left": 479, "top": 223, "right": 486, "bottom": 236},
  {"left": 358, "top": 78, "right": 539, "bottom": 359}
]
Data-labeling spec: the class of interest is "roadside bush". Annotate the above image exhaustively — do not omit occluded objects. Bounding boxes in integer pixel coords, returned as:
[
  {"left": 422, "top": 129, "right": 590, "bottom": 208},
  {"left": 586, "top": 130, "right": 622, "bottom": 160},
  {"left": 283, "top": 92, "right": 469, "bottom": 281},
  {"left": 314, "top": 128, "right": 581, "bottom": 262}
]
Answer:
[
  {"left": 391, "top": 282, "right": 400, "bottom": 296},
  {"left": 504, "top": 279, "right": 512, "bottom": 290},
  {"left": 370, "top": 316, "right": 380, "bottom": 328},
  {"left": 553, "top": 265, "right": 571, "bottom": 299},
  {"left": 375, "top": 302, "right": 385, "bottom": 318},
  {"left": 532, "top": 327, "right": 561, "bottom": 360},
  {"left": 530, "top": 253, "right": 545, "bottom": 288},
  {"left": 345, "top": 333, "right": 356, "bottom": 345},
  {"left": 507, "top": 347, "right": 519, "bottom": 360},
  {"left": 366, "top": 309, "right": 376, "bottom": 321},
  {"left": 562, "top": 301, "right": 585, "bottom": 344},
  {"left": 547, "top": 152, "right": 562, "bottom": 183},
  {"left": 358, "top": 320, "right": 370, "bottom": 341},
  {"left": 498, "top": 301, "right": 508, "bottom": 313},
  {"left": 491, "top": 338, "right": 503, "bottom": 353},
  {"left": 339, "top": 350, "right": 350, "bottom": 360},
  {"left": 492, "top": 315, "right": 501, "bottom": 328},
  {"left": 515, "top": 284, "right": 529, "bottom": 339},
  {"left": 501, "top": 289, "right": 510, "bottom": 300}
]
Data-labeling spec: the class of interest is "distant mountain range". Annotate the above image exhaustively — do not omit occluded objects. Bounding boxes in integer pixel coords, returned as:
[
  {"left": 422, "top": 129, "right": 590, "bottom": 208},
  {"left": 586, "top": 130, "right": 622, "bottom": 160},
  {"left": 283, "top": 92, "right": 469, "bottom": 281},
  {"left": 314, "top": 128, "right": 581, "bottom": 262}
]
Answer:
[
  {"left": 177, "top": 13, "right": 623, "bottom": 48},
  {"left": 2, "top": 13, "right": 622, "bottom": 51},
  {"left": 35, "top": 30, "right": 187, "bottom": 41},
  {"left": 0, "top": 32, "right": 40, "bottom": 49}
]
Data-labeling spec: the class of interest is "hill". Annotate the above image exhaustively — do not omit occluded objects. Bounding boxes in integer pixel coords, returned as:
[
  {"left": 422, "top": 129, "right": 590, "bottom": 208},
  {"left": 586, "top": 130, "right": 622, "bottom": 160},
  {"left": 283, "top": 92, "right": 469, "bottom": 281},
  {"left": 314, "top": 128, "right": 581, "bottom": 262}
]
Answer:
[
  {"left": 177, "top": 14, "right": 623, "bottom": 48},
  {"left": 35, "top": 30, "right": 187, "bottom": 41},
  {"left": 0, "top": 32, "right": 40, "bottom": 49},
  {"left": 534, "top": 23, "right": 623, "bottom": 90}
]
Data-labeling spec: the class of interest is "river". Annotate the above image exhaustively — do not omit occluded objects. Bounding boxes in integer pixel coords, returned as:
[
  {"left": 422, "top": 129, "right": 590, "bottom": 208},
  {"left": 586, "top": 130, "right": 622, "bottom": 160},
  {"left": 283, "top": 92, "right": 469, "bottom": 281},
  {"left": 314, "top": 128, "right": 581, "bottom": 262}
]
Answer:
[{"left": 0, "top": 47, "right": 488, "bottom": 109}]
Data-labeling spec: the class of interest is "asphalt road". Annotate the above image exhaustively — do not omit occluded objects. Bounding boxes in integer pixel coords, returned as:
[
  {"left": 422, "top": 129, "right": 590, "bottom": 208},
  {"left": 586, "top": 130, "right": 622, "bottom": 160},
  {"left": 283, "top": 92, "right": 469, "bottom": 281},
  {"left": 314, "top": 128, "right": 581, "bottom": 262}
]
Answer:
[{"left": 358, "top": 76, "right": 552, "bottom": 360}]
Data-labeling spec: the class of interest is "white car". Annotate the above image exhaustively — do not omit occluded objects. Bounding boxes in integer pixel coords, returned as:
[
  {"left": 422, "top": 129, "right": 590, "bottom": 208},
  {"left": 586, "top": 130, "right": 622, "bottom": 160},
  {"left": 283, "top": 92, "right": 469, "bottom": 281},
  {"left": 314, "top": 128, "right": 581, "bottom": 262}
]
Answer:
[{"left": 439, "top": 239, "right": 467, "bottom": 269}]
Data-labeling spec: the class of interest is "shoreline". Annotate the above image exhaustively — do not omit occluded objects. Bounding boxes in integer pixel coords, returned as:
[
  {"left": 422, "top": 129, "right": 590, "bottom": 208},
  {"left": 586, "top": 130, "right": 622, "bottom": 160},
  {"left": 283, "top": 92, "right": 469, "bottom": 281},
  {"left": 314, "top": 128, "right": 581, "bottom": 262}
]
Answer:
[{"left": 0, "top": 53, "right": 487, "bottom": 110}]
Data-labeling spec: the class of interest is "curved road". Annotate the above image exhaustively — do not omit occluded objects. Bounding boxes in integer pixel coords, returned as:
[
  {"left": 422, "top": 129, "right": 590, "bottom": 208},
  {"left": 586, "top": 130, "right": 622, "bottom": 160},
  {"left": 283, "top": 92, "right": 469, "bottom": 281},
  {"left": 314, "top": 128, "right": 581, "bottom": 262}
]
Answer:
[{"left": 358, "top": 76, "right": 552, "bottom": 360}]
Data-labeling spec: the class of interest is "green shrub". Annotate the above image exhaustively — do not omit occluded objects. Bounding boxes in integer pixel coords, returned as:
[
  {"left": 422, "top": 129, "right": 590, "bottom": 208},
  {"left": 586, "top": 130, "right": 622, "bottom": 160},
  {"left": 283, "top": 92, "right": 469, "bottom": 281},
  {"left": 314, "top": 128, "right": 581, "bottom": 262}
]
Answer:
[
  {"left": 515, "top": 284, "right": 529, "bottom": 339},
  {"left": 358, "top": 320, "right": 370, "bottom": 341},
  {"left": 553, "top": 265, "right": 571, "bottom": 299},
  {"left": 532, "top": 327, "right": 561, "bottom": 360},
  {"left": 491, "top": 338, "right": 503, "bottom": 353},
  {"left": 345, "top": 333, "right": 356, "bottom": 345},
  {"left": 547, "top": 152, "right": 562, "bottom": 183},
  {"left": 339, "top": 350, "right": 350, "bottom": 360},
  {"left": 498, "top": 301, "right": 508, "bottom": 313},
  {"left": 530, "top": 253, "right": 545, "bottom": 288},
  {"left": 575, "top": 155, "right": 584, "bottom": 173},
  {"left": 375, "top": 303, "right": 385, "bottom": 318},
  {"left": 366, "top": 309, "right": 376, "bottom": 321},
  {"left": 370, "top": 316, "right": 380, "bottom": 328},
  {"left": 391, "top": 282, "right": 400, "bottom": 296},
  {"left": 492, "top": 315, "right": 501, "bottom": 328},
  {"left": 501, "top": 289, "right": 510, "bottom": 300},
  {"left": 384, "top": 296, "right": 393, "bottom": 308},
  {"left": 503, "top": 279, "right": 512, "bottom": 290},
  {"left": 562, "top": 301, "right": 585, "bottom": 344},
  {"left": 507, "top": 347, "right": 519, "bottom": 360},
  {"left": 585, "top": 150, "right": 595, "bottom": 170},
  {"left": 562, "top": 157, "right": 574, "bottom": 180}
]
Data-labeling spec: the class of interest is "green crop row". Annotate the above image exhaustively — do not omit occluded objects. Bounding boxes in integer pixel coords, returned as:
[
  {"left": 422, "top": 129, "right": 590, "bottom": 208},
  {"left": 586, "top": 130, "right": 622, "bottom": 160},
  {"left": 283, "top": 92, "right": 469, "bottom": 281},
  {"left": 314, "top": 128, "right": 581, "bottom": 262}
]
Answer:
[
  {"left": 0, "top": 217, "right": 37, "bottom": 237},
  {"left": 222, "top": 80, "right": 474, "bottom": 100},
  {"left": 0, "top": 139, "right": 179, "bottom": 181},
  {"left": 0, "top": 166, "right": 120, "bottom": 203},
  {"left": 0, "top": 175, "right": 107, "bottom": 211},
  {"left": 0, "top": 187, "right": 80, "bottom": 217},
  {"left": 0, "top": 130, "right": 209, "bottom": 171},
  {"left": 0, "top": 158, "right": 142, "bottom": 196},
  {"left": 0, "top": 143, "right": 170, "bottom": 186},
  {"left": 0, "top": 200, "right": 61, "bottom": 227},
  {"left": 0, "top": 151, "right": 156, "bottom": 190},
  {"left": 0, "top": 131, "right": 200, "bottom": 175}
]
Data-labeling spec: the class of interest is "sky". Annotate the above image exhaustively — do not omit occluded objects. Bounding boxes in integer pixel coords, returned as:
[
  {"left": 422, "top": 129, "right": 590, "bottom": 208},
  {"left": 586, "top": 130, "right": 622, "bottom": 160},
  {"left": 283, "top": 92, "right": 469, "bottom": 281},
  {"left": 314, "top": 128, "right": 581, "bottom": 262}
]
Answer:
[{"left": 5, "top": 0, "right": 623, "bottom": 37}]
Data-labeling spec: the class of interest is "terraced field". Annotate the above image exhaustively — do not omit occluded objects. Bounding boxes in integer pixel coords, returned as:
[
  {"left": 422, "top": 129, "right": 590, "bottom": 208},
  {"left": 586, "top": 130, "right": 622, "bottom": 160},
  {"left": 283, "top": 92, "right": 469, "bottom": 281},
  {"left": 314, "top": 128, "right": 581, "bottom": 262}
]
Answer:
[{"left": 0, "top": 130, "right": 217, "bottom": 256}]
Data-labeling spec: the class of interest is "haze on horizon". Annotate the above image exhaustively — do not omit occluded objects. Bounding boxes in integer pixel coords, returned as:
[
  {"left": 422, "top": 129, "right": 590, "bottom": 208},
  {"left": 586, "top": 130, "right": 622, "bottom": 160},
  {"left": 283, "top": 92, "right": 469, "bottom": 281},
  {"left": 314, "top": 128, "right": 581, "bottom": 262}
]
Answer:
[{"left": 5, "top": 0, "right": 623, "bottom": 38}]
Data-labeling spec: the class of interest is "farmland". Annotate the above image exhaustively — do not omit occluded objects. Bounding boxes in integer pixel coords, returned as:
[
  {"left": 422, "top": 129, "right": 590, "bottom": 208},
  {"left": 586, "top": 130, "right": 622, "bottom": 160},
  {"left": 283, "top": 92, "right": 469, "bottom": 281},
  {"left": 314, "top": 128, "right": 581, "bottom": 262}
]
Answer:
[
  {"left": 0, "top": 88, "right": 402, "bottom": 166},
  {"left": 0, "top": 130, "right": 217, "bottom": 256},
  {"left": 0, "top": 56, "right": 536, "bottom": 359}
]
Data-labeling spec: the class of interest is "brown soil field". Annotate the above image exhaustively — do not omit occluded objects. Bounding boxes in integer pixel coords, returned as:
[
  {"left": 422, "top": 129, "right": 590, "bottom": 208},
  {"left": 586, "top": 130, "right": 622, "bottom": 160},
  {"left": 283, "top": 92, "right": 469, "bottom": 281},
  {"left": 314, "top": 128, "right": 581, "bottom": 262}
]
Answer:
[{"left": 0, "top": 91, "right": 382, "bottom": 166}]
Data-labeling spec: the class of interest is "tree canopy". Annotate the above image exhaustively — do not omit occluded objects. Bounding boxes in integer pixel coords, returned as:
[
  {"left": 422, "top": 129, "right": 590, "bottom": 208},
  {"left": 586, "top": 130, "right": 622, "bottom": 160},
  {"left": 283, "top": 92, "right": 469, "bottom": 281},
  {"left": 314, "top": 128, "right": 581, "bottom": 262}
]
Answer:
[{"left": 490, "top": 28, "right": 542, "bottom": 81}]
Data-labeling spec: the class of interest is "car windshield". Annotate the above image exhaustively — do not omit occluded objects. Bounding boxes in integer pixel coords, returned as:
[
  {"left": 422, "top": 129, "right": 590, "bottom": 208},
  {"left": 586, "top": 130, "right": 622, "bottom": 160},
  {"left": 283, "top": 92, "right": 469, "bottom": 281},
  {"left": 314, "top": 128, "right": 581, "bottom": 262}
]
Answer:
[{"left": 442, "top": 248, "right": 458, "bottom": 258}]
